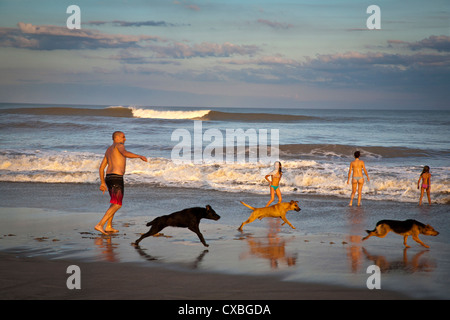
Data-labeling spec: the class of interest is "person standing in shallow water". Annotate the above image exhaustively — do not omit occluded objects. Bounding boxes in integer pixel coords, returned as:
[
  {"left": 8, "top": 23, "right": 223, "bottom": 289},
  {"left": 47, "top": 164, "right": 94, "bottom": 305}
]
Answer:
[
  {"left": 265, "top": 161, "right": 283, "bottom": 207},
  {"left": 95, "top": 131, "right": 147, "bottom": 235},
  {"left": 417, "top": 165, "right": 431, "bottom": 205},
  {"left": 347, "top": 151, "right": 370, "bottom": 206}
]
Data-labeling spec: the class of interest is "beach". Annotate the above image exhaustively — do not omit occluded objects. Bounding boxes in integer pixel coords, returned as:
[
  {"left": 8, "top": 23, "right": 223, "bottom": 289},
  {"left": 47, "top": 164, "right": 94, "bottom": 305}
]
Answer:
[
  {"left": 0, "top": 104, "right": 449, "bottom": 301},
  {"left": 1, "top": 0, "right": 450, "bottom": 305},
  {"left": 1, "top": 182, "right": 448, "bottom": 300}
]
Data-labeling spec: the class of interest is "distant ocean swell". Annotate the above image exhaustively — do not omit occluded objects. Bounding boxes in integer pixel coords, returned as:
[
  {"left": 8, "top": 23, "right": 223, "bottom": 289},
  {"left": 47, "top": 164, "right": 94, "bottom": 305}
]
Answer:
[
  {"left": 1, "top": 151, "right": 448, "bottom": 204},
  {"left": 0, "top": 106, "right": 315, "bottom": 122},
  {"left": 279, "top": 144, "right": 444, "bottom": 159}
]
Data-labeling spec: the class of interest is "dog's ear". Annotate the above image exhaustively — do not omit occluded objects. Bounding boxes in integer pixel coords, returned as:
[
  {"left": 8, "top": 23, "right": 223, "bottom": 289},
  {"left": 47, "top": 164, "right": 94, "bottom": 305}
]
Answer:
[{"left": 206, "top": 205, "right": 211, "bottom": 210}]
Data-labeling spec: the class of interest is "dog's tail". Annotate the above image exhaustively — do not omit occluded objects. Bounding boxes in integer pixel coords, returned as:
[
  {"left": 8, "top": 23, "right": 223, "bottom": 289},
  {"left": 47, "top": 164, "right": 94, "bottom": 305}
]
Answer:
[
  {"left": 240, "top": 201, "right": 255, "bottom": 210},
  {"left": 146, "top": 219, "right": 156, "bottom": 227},
  {"left": 365, "top": 228, "right": 375, "bottom": 234}
]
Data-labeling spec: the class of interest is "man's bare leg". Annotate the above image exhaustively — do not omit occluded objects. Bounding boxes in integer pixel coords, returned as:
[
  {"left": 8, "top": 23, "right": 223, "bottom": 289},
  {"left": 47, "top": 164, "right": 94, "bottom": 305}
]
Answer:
[
  {"left": 95, "top": 203, "right": 121, "bottom": 234},
  {"left": 105, "top": 216, "right": 119, "bottom": 233}
]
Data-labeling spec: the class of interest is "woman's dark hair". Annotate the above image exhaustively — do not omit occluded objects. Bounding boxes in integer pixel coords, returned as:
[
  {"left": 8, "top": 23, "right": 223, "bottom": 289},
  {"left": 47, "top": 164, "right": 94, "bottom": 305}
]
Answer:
[
  {"left": 275, "top": 161, "right": 283, "bottom": 173},
  {"left": 421, "top": 165, "right": 430, "bottom": 174}
]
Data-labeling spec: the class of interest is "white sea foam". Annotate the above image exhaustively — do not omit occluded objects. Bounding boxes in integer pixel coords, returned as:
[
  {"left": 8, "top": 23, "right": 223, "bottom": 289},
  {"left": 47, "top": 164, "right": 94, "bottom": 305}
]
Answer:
[
  {"left": 128, "top": 107, "right": 211, "bottom": 119},
  {"left": 1, "top": 151, "right": 448, "bottom": 204}
]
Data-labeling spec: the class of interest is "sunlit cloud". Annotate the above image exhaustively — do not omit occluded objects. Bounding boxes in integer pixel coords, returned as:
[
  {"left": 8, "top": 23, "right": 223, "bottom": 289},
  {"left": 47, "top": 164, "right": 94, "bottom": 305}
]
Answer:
[
  {"left": 388, "top": 35, "right": 450, "bottom": 52},
  {"left": 85, "top": 20, "right": 189, "bottom": 27},
  {"left": 257, "top": 19, "right": 294, "bottom": 30},
  {"left": 0, "top": 23, "right": 162, "bottom": 50}
]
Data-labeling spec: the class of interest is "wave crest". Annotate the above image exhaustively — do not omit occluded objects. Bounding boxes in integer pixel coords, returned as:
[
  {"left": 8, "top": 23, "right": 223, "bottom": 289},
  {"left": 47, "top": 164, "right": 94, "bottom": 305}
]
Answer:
[
  {"left": 280, "top": 144, "right": 440, "bottom": 159},
  {"left": 1, "top": 151, "right": 448, "bottom": 204},
  {"left": 129, "top": 107, "right": 210, "bottom": 119},
  {"left": 1, "top": 106, "right": 315, "bottom": 122}
]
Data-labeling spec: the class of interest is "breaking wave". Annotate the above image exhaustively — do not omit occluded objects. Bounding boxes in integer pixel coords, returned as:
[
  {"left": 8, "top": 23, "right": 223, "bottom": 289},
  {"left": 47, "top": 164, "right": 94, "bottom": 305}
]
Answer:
[
  {"left": 1, "top": 150, "right": 448, "bottom": 204},
  {"left": 0, "top": 106, "right": 315, "bottom": 122},
  {"left": 279, "top": 144, "right": 442, "bottom": 160}
]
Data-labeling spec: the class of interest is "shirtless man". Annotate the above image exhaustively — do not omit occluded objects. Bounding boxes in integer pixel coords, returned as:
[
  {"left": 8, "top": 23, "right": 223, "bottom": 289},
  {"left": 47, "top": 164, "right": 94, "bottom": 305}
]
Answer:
[
  {"left": 95, "top": 131, "right": 147, "bottom": 234},
  {"left": 347, "top": 151, "right": 370, "bottom": 207}
]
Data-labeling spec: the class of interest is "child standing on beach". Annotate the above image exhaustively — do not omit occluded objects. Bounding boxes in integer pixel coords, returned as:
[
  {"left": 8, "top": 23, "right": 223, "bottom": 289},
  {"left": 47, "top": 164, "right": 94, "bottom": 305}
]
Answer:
[
  {"left": 265, "top": 161, "right": 283, "bottom": 207},
  {"left": 418, "top": 166, "right": 431, "bottom": 205}
]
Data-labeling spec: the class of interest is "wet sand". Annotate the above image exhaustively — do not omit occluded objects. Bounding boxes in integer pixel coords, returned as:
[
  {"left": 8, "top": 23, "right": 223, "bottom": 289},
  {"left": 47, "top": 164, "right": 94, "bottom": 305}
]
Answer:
[
  {"left": 0, "top": 250, "right": 409, "bottom": 300},
  {"left": 1, "top": 182, "right": 449, "bottom": 300}
]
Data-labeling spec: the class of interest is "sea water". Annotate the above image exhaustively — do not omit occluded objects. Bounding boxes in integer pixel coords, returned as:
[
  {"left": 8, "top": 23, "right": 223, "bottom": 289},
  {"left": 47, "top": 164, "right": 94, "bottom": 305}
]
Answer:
[{"left": 1, "top": 103, "right": 448, "bottom": 204}]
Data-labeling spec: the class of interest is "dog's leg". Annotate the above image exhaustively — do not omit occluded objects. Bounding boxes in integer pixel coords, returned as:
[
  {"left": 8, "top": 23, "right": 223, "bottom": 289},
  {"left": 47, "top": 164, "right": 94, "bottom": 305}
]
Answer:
[
  {"left": 133, "top": 233, "right": 147, "bottom": 246},
  {"left": 133, "top": 225, "right": 162, "bottom": 246},
  {"left": 238, "top": 214, "right": 257, "bottom": 231},
  {"left": 403, "top": 235, "right": 411, "bottom": 248},
  {"left": 280, "top": 216, "right": 296, "bottom": 229},
  {"left": 362, "top": 230, "right": 375, "bottom": 241},
  {"left": 363, "top": 225, "right": 389, "bottom": 241},
  {"left": 412, "top": 235, "right": 429, "bottom": 248},
  {"left": 188, "top": 226, "right": 209, "bottom": 247},
  {"left": 134, "top": 230, "right": 152, "bottom": 246}
]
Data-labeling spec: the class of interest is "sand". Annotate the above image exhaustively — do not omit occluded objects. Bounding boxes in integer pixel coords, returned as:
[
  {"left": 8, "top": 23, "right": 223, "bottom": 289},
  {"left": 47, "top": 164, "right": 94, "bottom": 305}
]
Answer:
[
  {"left": 0, "top": 205, "right": 411, "bottom": 301},
  {"left": 1, "top": 182, "right": 449, "bottom": 300},
  {"left": 0, "top": 251, "right": 409, "bottom": 300}
]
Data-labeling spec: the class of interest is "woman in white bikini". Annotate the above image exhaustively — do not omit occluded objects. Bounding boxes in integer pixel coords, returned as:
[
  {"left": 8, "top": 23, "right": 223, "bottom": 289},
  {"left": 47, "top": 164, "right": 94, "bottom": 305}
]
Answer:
[
  {"left": 347, "top": 151, "right": 370, "bottom": 206},
  {"left": 265, "top": 161, "right": 283, "bottom": 207}
]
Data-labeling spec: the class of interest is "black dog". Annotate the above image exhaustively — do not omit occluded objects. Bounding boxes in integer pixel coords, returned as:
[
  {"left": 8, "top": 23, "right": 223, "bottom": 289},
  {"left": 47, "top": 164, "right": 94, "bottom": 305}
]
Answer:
[{"left": 133, "top": 205, "right": 220, "bottom": 247}]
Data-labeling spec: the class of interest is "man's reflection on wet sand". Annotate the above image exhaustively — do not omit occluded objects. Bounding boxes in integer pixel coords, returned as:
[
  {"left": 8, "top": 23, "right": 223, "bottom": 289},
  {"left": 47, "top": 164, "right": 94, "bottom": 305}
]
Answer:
[{"left": 94, "top": 235, "right": 119, "bottom": 262}]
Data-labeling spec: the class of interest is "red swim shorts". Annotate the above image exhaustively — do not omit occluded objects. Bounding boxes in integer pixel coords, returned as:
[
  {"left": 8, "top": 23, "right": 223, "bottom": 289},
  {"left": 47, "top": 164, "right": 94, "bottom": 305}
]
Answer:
[{"left": 105, "top": 174, "right": 124, "bottom": 205}]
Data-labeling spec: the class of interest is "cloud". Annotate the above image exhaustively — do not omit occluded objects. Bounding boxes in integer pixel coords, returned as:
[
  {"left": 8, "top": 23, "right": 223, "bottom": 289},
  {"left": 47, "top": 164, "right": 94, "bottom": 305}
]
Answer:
[
  {"left": 0, "top": 22, "right": 162, "bottom": 50},
  {"left": 108, "top": 50, "right": 182, "bottom": 65},
  {"left": 257, "top": 19, "right": 293, "bottom": 30},
  {"left": 211, "top": 44, "right": 450, "bottom": 92},
  {"left": 388, "top": 35, "right": 450, "bottom": 52},
  {"left": 173, "top": 1, "right": 200, "bottom": 11},
  {"left": 222, "top": 55, "right": 298, "bottom": 66},
  {"left": 0, "top": 22, "right": 259, "bottom": 60},
  {"left": 85, "top": 20, "right": 188, "bottom": 27},
  {"left": 147, "top": 41, "right": 261, "bottom": 59}
]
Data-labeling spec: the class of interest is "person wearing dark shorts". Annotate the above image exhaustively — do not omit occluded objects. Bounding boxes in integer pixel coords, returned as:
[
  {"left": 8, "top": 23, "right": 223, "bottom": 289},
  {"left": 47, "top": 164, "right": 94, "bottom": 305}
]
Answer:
[
  {"left": 95, "top": 131, "right": 147, "bottom": 235},
  {"left": 105, "top": 173, "right": 124, "bottom": 206}
]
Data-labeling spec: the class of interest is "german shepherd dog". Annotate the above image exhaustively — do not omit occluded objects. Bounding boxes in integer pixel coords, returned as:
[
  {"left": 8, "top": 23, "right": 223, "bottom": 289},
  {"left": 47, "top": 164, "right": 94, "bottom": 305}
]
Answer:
[
  {"left": 362, "top": 219, "right": 439, "bottom": 248},
  {"left": 133, "top": 205, "right": 220, "bottom": 247},
  {"left": 238, "top": 200, "right": 301, "bottom": 231}
]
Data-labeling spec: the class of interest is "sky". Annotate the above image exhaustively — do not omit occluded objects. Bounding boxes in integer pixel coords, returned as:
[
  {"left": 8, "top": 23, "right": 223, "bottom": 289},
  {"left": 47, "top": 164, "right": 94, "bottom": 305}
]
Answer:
[{"left": 0, "top": 0, "right": 449, "bottom": 109}]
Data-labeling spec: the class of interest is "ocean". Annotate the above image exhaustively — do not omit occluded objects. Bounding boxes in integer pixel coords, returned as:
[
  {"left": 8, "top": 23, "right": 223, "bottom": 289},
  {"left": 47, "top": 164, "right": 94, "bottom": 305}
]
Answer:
[{"left": 1, "top": 103, "right": 449, "bottom": 204}]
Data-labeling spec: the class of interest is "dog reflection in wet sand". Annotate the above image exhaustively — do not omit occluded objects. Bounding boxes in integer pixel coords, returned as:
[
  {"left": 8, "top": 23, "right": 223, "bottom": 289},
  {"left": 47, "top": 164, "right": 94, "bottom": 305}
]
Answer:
[
  {"left": 362, "top": 219, "right": 439, "bottom": 248},
  {"left": 238, "top": 200, "right": 301, "bottom": 231}
]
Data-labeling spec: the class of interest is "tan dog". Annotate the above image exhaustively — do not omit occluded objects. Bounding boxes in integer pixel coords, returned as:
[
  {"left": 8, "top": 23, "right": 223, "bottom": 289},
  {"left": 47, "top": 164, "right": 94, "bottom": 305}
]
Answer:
[
  {"left": 362, "top": 219, "right": 439, "bottom": 248},
  {"left": 238, "top": 200, "right": 301, "bottom": 231}
]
